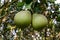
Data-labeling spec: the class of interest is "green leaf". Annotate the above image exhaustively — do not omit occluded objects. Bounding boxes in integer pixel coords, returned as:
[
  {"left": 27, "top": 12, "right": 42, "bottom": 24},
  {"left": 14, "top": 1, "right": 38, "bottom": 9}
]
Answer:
[
  {"left": 26, "top": 2, "right": 32, "bottom": 9},
  {"left": 57, "top": 14, "right": 60, "bottom": 22},
  {"left": 24, "top": 0, "right": 32, "bottom": 4},
  {"left": 0, "top": 10, "right": 6, "bottom": 18},
  {"left": 40, "top": 0, "right": 47, "bottom": 4},
  {"left": 17, "top": 2, "right": 24, "bottom": 7},
  {"left": 48, "top": 0, "right": 56, "bottom": 2}
]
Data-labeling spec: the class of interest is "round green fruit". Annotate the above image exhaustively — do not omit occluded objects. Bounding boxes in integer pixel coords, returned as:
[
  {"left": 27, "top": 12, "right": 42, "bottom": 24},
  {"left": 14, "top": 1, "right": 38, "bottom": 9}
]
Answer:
[
  {"left": 14, "top": 11, "right": 31, "bottom": 26},
  {"left": 32, "top": 14, "right": 48, "bottom": 30}
]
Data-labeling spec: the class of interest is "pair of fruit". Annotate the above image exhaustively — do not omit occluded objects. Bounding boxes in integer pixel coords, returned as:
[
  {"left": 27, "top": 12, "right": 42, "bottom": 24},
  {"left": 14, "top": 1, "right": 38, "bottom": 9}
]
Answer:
[{"left": 14, "top": 11, "right": 48, "bottom": 30}]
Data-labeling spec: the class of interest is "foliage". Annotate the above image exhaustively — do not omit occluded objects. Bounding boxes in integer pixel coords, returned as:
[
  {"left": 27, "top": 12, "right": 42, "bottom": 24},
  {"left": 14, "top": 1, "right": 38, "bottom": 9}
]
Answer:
[{"left": 0, "top": 0, "right": 60, "bottom": 40}]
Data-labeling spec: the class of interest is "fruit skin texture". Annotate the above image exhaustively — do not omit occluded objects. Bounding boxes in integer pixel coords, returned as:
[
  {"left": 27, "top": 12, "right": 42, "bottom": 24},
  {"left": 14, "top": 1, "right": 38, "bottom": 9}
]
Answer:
[
  {"left": 32, "top": 14, "right": 48, "bottom": 30},
  {"left": 14, "top": 11, "right": 31, "bottom": 26}
]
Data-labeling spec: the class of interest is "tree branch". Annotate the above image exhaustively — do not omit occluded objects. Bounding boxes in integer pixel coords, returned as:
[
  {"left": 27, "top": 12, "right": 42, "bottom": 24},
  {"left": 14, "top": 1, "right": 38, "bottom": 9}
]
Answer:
[{"left": 0, "top": 0, "right": 18, "bottom": 18}]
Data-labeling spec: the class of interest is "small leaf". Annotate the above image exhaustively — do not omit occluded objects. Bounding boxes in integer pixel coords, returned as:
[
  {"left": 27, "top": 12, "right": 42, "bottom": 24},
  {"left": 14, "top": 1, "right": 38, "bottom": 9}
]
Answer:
[
  {"left": 17, "top": 2, "right": 24, "bottom": 7},
  {"left": 26, "top": 2, "right": 32, "bottom": 9}
]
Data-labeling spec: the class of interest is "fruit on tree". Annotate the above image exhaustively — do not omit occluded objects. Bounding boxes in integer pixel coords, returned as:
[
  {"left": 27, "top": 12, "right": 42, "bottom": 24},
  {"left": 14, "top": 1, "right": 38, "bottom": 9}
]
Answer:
[
  {"left": 32, "top": 13, "right": 48, "bottom": 30},
  {"left": 14, "top": 10, "right": 31, "bottom": 26}
]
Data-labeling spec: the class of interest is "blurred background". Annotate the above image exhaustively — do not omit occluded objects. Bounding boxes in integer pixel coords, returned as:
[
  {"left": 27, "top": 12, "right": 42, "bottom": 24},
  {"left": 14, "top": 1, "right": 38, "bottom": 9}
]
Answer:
[{"left": 0, "top": 0, "right": 60, "bottom": 40}]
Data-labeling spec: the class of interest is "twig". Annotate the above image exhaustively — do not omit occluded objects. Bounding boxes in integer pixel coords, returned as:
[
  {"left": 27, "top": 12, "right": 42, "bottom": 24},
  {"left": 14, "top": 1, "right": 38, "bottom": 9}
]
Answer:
[{"left": 0, "top": 0, "right": 18, "bottom": 18}]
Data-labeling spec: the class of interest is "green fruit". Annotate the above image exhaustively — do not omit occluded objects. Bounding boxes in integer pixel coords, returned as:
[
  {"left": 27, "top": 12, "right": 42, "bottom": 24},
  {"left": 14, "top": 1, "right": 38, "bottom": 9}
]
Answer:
[
  {"left": 14, "top": 11, "right": 31, "bottom": 26},
  {"left": 57, "top": 14, "right": 60, "bottom": 22},
  {"left": 32, "top": 14, "right": 48, "bottom": 30}
]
